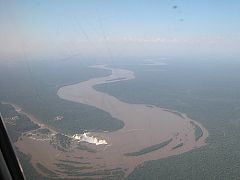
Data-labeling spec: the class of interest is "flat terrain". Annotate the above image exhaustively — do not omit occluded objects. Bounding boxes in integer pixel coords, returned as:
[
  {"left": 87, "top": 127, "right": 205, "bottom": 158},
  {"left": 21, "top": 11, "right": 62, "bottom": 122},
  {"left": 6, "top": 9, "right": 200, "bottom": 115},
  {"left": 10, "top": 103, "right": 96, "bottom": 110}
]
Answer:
[
  {"left": 14, "top": 65, "right": 208, "bottom": 178},
  {"left": 2, "top": 59, "right": 240, "bottom": 180}
]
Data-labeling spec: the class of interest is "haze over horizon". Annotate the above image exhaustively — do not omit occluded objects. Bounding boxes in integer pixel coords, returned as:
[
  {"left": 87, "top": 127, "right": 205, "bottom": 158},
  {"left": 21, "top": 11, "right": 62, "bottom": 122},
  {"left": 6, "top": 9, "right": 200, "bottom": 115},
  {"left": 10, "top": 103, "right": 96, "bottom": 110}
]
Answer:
[
  {"left": 1, "top": 0, "right": 240, "bottom": 60},
  {"left": 2, "top": 2, "right": 240, "bottom": 179}
]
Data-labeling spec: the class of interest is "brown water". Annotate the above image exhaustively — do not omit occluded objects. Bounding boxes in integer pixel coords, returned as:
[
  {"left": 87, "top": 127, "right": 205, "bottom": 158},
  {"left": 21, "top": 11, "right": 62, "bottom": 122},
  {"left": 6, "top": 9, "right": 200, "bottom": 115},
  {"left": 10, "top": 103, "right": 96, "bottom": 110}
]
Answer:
[{"left": 15, "top": 65, "right": 208, "bottom": 179}]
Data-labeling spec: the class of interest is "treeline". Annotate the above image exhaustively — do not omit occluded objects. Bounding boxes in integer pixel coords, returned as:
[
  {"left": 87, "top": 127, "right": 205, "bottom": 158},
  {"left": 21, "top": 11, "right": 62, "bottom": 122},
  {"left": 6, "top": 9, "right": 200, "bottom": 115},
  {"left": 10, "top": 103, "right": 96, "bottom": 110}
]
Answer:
[
  {"left": 0, "top": 60, "right": 124, "bottom": 135},
  {"left": 125, "top": 139, "right": 172, "bottom": 156},
  {"left": 95, "top": 59, "right": 240, "bottom": 179},
  {"left": 0, "top": 103, "right": 39, "bottom": 142}
]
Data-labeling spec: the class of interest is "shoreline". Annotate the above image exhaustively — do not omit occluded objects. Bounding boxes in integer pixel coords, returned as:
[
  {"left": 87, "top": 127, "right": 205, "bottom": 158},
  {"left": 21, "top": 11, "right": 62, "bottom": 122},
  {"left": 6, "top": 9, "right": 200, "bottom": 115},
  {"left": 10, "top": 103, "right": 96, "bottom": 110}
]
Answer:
[
  {"left": 2, "top": 101, "right": 57, "bottom": 133},
  {"left": 5, "top": 65, "right": 209, "bottom": 178},
  {"left": 57, "top": 65, "right": 209, "bottom": 176}
]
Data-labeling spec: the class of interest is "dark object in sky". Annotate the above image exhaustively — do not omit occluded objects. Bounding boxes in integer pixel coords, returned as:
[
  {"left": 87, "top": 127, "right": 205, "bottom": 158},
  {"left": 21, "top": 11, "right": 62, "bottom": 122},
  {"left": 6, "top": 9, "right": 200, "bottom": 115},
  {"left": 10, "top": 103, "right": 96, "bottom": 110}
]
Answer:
[{"left": 173, "top": 5, "right": 178, "bottom": 9}]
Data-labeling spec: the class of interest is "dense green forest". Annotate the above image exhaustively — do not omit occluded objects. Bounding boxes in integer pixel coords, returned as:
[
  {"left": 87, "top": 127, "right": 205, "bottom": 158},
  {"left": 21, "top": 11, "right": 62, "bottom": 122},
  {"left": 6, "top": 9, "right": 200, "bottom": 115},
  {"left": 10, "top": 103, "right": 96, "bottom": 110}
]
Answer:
[
  {"left": 0, "top": 103, "right": 50, "bottom": 179},
  {"left": 0, "top": 59, "right": 125, "bottom": 179},
  {"left": 0, "top": 59, "right": 124, "bottom": 134},
  {"left": 94, "top": 58, "right": 240, "bottom": 180},
  {"left": 1, "top": 58, "right": 240, "bottom": 179},
  {"left": 0, "top": 103, "right": 39, "bottom": 142}
]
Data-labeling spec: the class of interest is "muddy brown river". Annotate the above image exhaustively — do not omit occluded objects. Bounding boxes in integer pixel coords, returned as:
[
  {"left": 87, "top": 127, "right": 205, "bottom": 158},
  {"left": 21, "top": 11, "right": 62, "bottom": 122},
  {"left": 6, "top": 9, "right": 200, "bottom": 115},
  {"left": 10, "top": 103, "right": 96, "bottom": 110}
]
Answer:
[{"left": 15, "top": 65, "right": 208, "bottom": 179}]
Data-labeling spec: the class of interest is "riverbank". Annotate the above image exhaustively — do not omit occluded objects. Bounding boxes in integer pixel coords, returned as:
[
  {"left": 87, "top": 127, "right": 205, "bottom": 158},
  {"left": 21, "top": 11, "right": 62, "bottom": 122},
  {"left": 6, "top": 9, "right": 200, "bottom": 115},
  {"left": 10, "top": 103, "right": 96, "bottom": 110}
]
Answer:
[{"left": 57, "top": 65, "right": 209, "bottom": 176}]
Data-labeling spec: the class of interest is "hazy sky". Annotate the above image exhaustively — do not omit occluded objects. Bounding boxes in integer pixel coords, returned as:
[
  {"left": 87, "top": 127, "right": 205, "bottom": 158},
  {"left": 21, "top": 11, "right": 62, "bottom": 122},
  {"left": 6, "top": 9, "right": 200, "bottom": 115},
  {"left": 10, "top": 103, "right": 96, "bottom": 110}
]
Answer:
[{"left": 1, "top": 0, "right": 240, "bottom": 59}]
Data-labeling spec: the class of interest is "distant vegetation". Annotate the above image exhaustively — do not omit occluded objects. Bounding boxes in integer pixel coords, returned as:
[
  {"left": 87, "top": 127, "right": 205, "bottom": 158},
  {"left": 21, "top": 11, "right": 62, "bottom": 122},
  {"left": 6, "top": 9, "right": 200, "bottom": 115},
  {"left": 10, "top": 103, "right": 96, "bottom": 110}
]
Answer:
[
  {"left": 54, "top": 162, "right": 124, "bottom": 179},
  {"left": 2, "top": 59, "right": 240, "bottom": 179},
  {"left": 0, "top": 103, "right": 39, "bottom": 142},
  {"left": 58, "top": 159, "right": 90, "bottom": 165},
  {"left": 49, "top": 133, "right": 72, "bottom": 151},
  {"left": 171, "top": 143, "right": 183, "bottom": 150},
  {"left": 55, "top": 163, "right": 92, "bottom": 173},
  {"left": 37, "top": 128, "right": 51, "bottom": 134},
  {"left": 163, "top": 109, "right": 185, "bottom": 119},
  {"left": 0, "top": 60, "right": 126, "bottom": 180},
  {"left": 125, "top": 139, "right": 172, "bottom": 156},
  {"left": 94, "top": 59, "right": 240, "bottom": 180},
  {"left": 190, "top": 121, "right": 204, "bottom": 141},
  {"left": 0, "top": 60, "right": 124, "bottom": 135}
]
